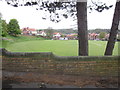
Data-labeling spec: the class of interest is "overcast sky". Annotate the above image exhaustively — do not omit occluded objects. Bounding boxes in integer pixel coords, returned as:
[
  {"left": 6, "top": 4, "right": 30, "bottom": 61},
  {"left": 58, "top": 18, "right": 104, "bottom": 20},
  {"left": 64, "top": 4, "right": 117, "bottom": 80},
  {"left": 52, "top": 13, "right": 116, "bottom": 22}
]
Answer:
[{"left": 0, "top": 0, "right": 117, "bottom": 29}]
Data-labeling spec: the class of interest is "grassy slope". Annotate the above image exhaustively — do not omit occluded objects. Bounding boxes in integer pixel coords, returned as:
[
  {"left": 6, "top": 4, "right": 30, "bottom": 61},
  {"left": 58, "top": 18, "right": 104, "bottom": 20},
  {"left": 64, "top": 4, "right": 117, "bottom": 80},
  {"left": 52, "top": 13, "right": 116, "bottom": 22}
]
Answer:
[
  {"left": 6, "top": 40, "right": 119, "bottom": 56},
  {"left": 1, "top": 35, "right": 47, "bottom": 48}
]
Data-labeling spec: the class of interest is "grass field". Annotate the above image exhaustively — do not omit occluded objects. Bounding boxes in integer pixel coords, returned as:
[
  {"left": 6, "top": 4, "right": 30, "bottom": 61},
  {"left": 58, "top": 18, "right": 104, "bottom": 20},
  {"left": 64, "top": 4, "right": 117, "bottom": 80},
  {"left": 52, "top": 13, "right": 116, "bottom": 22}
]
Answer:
[
  {"left": 5, "top": 40, "right": 119, "bottom": 56},
  {"left": 0, "top": 35, "right": 47, "bottom": 48}
]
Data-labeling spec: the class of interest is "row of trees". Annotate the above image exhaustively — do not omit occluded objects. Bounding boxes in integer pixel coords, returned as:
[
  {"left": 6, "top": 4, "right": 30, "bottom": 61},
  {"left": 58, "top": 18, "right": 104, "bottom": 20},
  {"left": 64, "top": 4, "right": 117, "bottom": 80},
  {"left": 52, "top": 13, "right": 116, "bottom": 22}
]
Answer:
[{"left": 0, "top": 16, "right": 21, "bottom": 37}]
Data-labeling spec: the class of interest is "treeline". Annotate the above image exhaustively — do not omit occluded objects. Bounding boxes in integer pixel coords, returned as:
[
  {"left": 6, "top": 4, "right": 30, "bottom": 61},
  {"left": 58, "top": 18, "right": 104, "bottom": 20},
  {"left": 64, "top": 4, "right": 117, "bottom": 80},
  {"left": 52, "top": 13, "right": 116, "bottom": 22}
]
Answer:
[
  {"left": 48, "top": 28, "right": 120, "bottom": 35},
  {"left": 88, "top": 29, "right": 120, "bottom": 34},
  {"left": 47, "top": 29, "right": 78, "bottom": 34},
  {"left": 0, "top": 18, "right": 21, "bottom": 37},
  {"left": 88, "top": 29, "right": 110, "bottom": 34}
]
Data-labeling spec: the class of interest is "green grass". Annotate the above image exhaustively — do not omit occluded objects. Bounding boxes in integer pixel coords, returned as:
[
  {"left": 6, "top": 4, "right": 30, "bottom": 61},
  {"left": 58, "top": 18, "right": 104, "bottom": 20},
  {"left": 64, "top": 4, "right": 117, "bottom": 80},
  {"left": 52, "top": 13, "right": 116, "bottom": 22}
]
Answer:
[
  {"left": 0, "top": 35, "right": 47, "bottom": 48},
  {"left": 5, "top": 40, "right": 119, "bottom": 56},
  {"left": 5, "top": 35, "right": 47, "bottom": 42}
]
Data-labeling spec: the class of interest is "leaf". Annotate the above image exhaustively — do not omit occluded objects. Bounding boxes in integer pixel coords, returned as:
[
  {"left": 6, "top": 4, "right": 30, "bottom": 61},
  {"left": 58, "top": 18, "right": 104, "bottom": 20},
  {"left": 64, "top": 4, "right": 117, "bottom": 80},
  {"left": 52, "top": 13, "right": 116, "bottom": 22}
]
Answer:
[
  {"left": 71, "top": 13, "right": 74, "bottom": 17},
  {"left": 13, "top": 4, "right": 18, "bottom": 7},
  {"left": 57, "top": 16, "right": 59, "bottom": 18},
  {"left": 42, "top": 17, "right": 46, "bottom": 20},
  {"left": 31, "top": 2, "right": 38, "bottom": 5},
  {"left": 109, "top": 5, "right": 113, "bottom": 8},
  {"left": 7, "top": 2, "right": 10, "bottom": 5},
  {"left": 90, "top": 8, "right": 92, "bottom": 10},
  {"left": 39, "top": 8, "right": 43, "bottom": 10},
  {"left": 63, "top": 14, "right": 68, "bottom": 18},
  {"left": 24, "top": 2, "right": 32, "bottom": 6},
  {"left": 104, "top": 6, "right": 109, "bottom": 10}
]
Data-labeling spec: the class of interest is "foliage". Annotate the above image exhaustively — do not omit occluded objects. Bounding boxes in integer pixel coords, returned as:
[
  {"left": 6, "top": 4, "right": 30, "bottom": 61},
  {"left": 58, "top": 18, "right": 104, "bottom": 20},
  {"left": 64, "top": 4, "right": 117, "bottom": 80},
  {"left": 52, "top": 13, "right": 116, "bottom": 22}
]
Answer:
[
  {"left": 7, "top": 19, "right": 21, "bottom": 36},
  {"left": 45, "top": 29, "right": 77, "bottom": 34},
  {"left": 1, "top": 20, "right": 8, "bottom": 37},
  {"left": 99, "top": 32, "right": 106, "bottom": 39},
  {"left": 1, "top": 35, "right": 47, "bottom": 48},
  {"left": 88, "top": 29, "right": 110, "bottom": 34},
  {"left": 61, "top": 34, "right": 65, "bottom": 37},
  {"left": 4, "top": 0, "right": 113, "bottom": 22},
  {"left": 89, "top": 0, "right": 113, "bottom": 12},
  {"left": 0, "top": 13, "right": 2, "bottom": 36},
  {"left": 45, "top": 27, "right": 54, "bottom": 39},
  {"left": 0, "top": 22, "right": 2, "bottom": 37}
]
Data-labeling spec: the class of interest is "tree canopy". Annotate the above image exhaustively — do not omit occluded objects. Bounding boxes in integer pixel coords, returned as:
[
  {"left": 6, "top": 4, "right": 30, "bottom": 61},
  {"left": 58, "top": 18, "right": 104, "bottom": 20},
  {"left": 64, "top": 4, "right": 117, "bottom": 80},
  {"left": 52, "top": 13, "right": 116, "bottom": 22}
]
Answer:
[
  {"left": 0, "top": 13, "right": 2, "bottom": 36},
  {"left": 4, "top": 0, "right": 113, "bottom": 22},
  {"left": 1, "top": 20, "right": 8, "bottom": 37},
  {"left": 7, "top": 19, "right": 21, "bottom": 36},
  {"left": 45, "top": 27, "right": 54, "bottom": 39}
]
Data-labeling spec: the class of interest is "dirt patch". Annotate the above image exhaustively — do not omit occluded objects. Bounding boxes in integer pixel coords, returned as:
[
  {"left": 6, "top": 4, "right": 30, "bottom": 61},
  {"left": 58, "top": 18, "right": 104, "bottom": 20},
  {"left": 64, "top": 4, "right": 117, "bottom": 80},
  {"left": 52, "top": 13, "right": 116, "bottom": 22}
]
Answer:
[{"left": 2, "top": 71, "right": 118, "bottom": 88}]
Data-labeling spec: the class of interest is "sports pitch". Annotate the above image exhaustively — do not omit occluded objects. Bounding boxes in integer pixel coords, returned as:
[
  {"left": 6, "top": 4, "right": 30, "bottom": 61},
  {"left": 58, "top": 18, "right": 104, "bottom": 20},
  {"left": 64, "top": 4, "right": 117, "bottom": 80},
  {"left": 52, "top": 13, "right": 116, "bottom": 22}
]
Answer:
[{"left": 6, "top": 40, "right": 119, "bottom": 56}]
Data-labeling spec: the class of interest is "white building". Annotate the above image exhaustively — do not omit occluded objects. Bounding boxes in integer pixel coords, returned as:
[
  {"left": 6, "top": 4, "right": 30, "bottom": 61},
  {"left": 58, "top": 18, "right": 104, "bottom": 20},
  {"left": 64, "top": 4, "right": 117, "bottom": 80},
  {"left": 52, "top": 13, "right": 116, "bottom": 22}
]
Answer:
[
  {"left": 36, "top": 31, "right": 46, "bottom": 36},
  {"left": 53, "top": 33, "right": 61, "bottom": 38}
]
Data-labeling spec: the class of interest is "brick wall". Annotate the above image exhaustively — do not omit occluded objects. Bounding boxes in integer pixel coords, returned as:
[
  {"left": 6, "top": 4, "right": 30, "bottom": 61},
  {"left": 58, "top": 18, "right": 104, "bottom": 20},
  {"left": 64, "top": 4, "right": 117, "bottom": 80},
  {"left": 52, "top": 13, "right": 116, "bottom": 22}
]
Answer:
[{"left": 1, "top": 48, "right": 119, "bottom": 77}]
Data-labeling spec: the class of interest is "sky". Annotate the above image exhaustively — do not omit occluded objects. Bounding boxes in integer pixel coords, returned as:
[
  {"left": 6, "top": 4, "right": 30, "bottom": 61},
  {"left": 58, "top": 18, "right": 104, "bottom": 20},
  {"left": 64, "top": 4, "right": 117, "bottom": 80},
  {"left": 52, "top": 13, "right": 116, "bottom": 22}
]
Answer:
[{"left": 0, "top": 0, "right": 117, "bottom": 30}]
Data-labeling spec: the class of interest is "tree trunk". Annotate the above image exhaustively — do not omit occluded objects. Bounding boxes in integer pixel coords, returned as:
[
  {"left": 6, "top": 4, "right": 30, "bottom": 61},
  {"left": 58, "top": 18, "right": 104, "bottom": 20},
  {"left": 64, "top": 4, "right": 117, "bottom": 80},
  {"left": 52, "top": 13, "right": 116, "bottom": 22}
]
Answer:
[
  {"left": 104, "top": 1, "right": 120, "bottom": 55},
  {"left": 76, "top": 1, "right": 88, "bottom": 56}
]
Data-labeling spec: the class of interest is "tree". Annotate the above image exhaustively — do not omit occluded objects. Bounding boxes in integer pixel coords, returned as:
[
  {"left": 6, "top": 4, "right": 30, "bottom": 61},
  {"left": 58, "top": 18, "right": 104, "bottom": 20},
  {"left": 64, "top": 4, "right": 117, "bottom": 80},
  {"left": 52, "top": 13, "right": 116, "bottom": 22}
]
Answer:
[
  {"left": 104, "top": 0, "right": 120, "bottom": 55},
  {"left": 0, "top": 13, "right": 2, "bottom": 36},
  {"left": 7, "top": 19, "right": 21, "bottom": 36},
  {"left": 45, "top": 27, "right": 54, "bottom": 39},
  {"left": 0, "top": 13, "right": 8, "bottom": 37},
  {"left": 1, "top": 20, "right": 8, "bottom": 37},
  {"left": 77, "top": 1, "right": 88, "bottom": 56},
  {"left": 99, "top": 32, "right": 106, "bottom": 40}
]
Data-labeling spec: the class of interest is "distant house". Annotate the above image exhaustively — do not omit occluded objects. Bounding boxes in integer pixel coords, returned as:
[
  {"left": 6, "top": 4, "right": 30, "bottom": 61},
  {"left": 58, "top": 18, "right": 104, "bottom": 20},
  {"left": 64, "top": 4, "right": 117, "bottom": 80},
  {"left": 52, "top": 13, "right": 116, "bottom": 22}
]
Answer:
[
  {"left": 21, "top": 27, "right": 37, "bottom": 35},
  {"left": 53, "top": 33, "right": 61, "bottom": 39},
  {"left": 53, "top": 33, "right": 61, "bottom": 37},
  {"left": 117, "top": 33, "right": 120, "bottom": 41},
  {"left": 88, "top": 33, "right": 99, "bottom": 40},
  {"left": 36, "top": 31, "right": 46, "bottom": 36},
  {"left": 21, "top": 27, "right": 29, "bottom": 35},
  {"left": 66, "top": 33, "right": 78, "bottom": 40},
  {"left": 105, "top": 34, "right": 109, "bottom": 40},
  {"left": 29, "top": 28, "right": 37, "bottom": 35}
]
